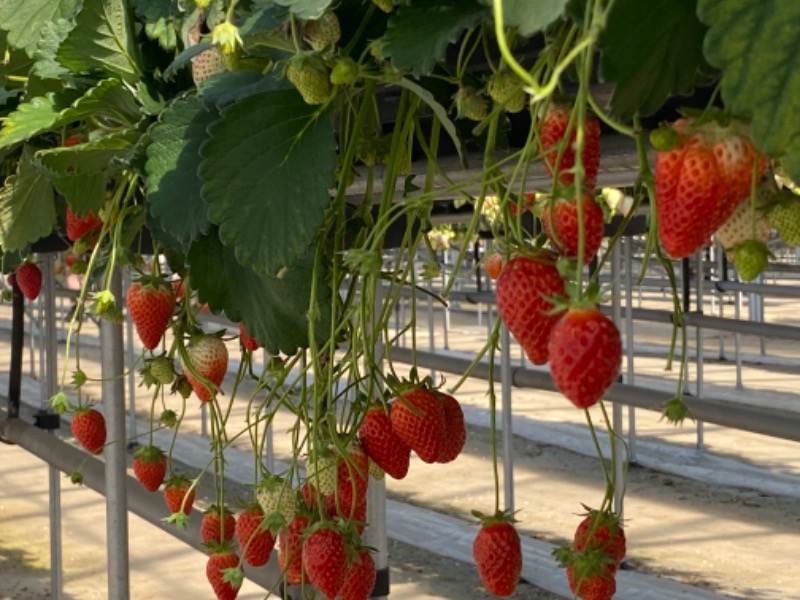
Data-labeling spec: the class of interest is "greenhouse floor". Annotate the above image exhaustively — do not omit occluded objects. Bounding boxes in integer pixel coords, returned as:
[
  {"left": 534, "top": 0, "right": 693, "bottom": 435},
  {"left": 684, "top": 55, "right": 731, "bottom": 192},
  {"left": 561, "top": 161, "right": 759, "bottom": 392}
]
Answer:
[{"left": 1, "top": 293, "right": 799, "bottom": 599}]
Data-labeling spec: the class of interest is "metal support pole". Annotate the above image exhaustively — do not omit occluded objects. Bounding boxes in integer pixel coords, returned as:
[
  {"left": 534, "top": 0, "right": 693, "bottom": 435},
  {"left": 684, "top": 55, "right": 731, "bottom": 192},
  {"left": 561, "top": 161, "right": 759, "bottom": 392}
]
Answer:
[
  {"left": 427, "top": 276, "right": 436, "bottom": 381},
  {"left": 8, "top": 277, "right": 24, "bottom": 419},
  {"left": 695, "top": 253, "right": 705, "bottom": 452},
  {"left": 42, "top": 254, "right": 64, "bottom": 600},
  {"left": 734, "top": 288, "right": 743, "bottom": 389},
  {"left": 123, "top": 269, "right": 138, "bottom": 446},
  {"left": 716, "top": 244, "right": 726, "bottom": 360},
  {"left": 101, "top": 270, "right": 130, "bottom": 600},
  {"left": 500, "top": 325, "right": 514, "bottom": 512},
  {"left": 610, "top": 244, "right": 625, "bottom": 517},
  {"left": 624, "top": 237, "right": 637, "bottom": 464}
]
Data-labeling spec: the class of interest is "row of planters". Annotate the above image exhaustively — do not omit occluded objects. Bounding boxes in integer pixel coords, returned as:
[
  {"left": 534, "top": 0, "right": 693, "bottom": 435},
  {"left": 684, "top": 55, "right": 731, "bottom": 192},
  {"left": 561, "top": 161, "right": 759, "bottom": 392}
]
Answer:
[{"left": 2, "top": 1, "right": 800, "bottom": 599}]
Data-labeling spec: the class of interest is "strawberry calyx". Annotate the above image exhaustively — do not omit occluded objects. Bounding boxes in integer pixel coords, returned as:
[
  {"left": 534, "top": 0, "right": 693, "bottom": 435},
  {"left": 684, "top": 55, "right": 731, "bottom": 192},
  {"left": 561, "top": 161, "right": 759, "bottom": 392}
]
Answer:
[
  {"left": 471, "top": 508, "right": 518, "bottom": 527},
  {"left": 133, "top": 444, "right": 165, "bottom": 464}
]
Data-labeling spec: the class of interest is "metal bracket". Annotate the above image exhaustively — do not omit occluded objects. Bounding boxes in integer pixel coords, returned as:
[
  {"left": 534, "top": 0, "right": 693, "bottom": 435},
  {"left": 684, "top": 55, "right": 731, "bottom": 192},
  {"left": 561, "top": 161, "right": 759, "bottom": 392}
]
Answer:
[{"left": 34, "top": 410, "right": 61, "bottom": 430}]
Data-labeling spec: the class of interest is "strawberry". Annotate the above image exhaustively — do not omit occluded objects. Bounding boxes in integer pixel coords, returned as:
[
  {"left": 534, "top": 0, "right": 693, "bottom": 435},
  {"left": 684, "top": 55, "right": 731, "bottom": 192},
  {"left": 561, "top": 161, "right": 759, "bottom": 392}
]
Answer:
[
  {"left": 509, "top": 192, "right": 536, "bottom": 217},
  {"left": 329, "top": 443, "right": 369, "bottom": 520},
  {"left": 201, "top": 505, "right": 236, "bottom": 545},
  {"left": 63, "top": 135, "right": 81, "bottom": 147},
  {"left": 487, "top": 69, "right": 526, "bottom": 114},
  {"left": 16, "top": 262, "right": 42, "bottom": 301},
  {"left": 339, "top": 547, "right": 376, "bottom": 600},
  {"left": 278, "top": 513, "right": 309, "bottom": 584},
  {"left": 768, "top": 190, "right": 800, "bottom": 246},
  {"left": 303, "top": 11, "right": 341, "bottom": 52},
  {"left": 358, "top": 405, "right": 411, "bottom": 480},
  {"left": 238, "top": 322, "right": 259, "bottom": 352},
  {"left": 206, "top": 544, "right": 241, "bottom": 600},
  {"left": 495, "top": 252, "right": 566, "bottom": 365},
  {"left": 302, "top": 524, "right": 348, "bottom": 599},
  {"left": 235, "top": 505, "right": 276, "bottom": 567},
  {"left": 182, "top": 334, "right": 229, "bottom": 402},
  {"left": 472, "top": 510, "right": 522, "bottom": 597},
  {"left": 573, "top": 510, "right": 626, "bottom": 571},
  {"left": 715, "top": 184, "right": 771, "bottom": 251},
  {"left": 540, "top": 105, "right": 601, "bottom": 190},
  {"left": 454, "top": 86, "right": 488, "bottom": 121},
  {"left": 164, "top": 475, "right": 196, "bottom": 516},
  {"left": 126, "top": 278, "right": 176, "bottom": 350},
  {"left": 436, "top": 394, "right": 466, "bottom": 464},
  {"left": 65, "top": 206, "right": 103, "bottom": 242},
  {"left": 148, "top": 355, "right": 175, "bottom": 385},
  {"left": 483, "top": 252, "right": 504, "bottom": 281},
  {"left": 132, "top": 445, "right": 167, "bottom": 492},
  {"left": 541, "top": 192, "right": 605, "bottom": 264},
  {"left": 187, "top": 14, "right": 226, "bottom": 86},
  {"left": 256, "top": 473, "right": 298, "bottom": 529},
  {"left": 306, "top": 448, "right": 338, "bottom": 496},
  {"left": 390, "top": 386, "right": 446, "bottom": 464},
  {"left": 733, "top": 240, "right": 770, "bottom": 282},
  {"left": 286, "top": 54, "right": 331, "bottom": 105},
  {"left": 330, "top": 57, "right": 359, "bottom": 86},
  {"left": 547, "top": 305, "right": 621, "bottom": 409},
  {"left": 71, "top": 406, "right": 106, "bottom": 454},
  {"left": 567, "top": 566, "right": 616, "bottom": 600},
  {"left": 654, "top": 118, "right": 767, "bottom": 259}
]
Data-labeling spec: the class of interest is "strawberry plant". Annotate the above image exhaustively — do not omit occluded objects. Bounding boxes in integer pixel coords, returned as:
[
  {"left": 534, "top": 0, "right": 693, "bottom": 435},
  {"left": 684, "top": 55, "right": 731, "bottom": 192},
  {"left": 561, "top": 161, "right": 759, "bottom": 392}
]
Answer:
[{"left": 0, "top": 0, "right": 798, "bottom": 597}]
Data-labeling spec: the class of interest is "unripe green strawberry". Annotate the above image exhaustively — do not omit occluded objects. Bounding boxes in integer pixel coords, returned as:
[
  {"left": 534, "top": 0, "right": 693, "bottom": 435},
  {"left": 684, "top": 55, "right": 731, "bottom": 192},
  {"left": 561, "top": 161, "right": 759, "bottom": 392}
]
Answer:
[
  {"left": 187, "top": 16, "right": 226, "bottom": 86},
  {"left": 733, "top": 240, "right": 770, "bottom": 282},
  {"left": 149, "top": 355, "right": 175, "bottom": 385},
  {"left": 306, "top": 448, "right": 337, "bottom": 495},
  {"left": 304, "top": 11, "right": 341, "bottom": 52},
  {"left": 454, "top": 86, "right": 488, "bottom": 122},
  {"left": 256, "top": 474, "right": 297, "bottom": 529},
  {"left": 487, "top": 70, "right": 527, "bottom": 114},
  {"left": 768, "top": 190, "right": 800, "bottom": 246},
  {"left": 286, "top": 55, "right": 331, "bottom": 105},
  {"left": 330, "top": 57, "right": 359, "bottom": 85}
]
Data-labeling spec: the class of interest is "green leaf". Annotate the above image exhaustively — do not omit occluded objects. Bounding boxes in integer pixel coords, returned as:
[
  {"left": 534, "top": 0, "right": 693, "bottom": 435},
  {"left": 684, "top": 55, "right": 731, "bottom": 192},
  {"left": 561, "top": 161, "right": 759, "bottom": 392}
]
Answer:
[
  {"left": 188, "top": 230, "right": 333, "bottom": 355},
  {"left": 698, "top": 0, "right": 800, "bottom": 184},
  {"left": 56, "top": 0, "right": 143, "bottom": 84},
  {"left": 0, "top": 92, "right": 80, "bottom": 149},
  {"left": 272, "top": 0, "right": 331, "bottom": 20},
  {"left": 36, "top": 133, "right": 134, "bottom": 213},
  {"left": 146, "top": 94, "right": 218, "bottom": 252},
  {"left": 129, "top": 0, "right": 179, "bottom": 21},
  {"left": 199, "top": 88, "right": 336, "bottom": 274},
  {"left": 199, "top": 71, "right": 290, "bottom": 109},
  {"left": 478, "top": 0, "right": 567, "bottom": 36},
  {"left": 31, "top": 19, "right": 74, "bottom": 80},
  {"left": 384, "top": 0, "right": 489, "bottom": 77},
  {"left": 0, "top": 0, "right": 79, "bottom": 57},
  {"left": 145, "top": 17, "right": 178, "bottom": 52},
  {"left": 163, "top": 40, "right": 213, "bottom": 81},
  {"left": 396, "top": 77, "right": 463, "bottom": 163},
  {"left": 600, "top": 0, "right": 709, "bottom": 119},
  {"left": 0, "top": 146, "right": 56, "bottom": 252}
]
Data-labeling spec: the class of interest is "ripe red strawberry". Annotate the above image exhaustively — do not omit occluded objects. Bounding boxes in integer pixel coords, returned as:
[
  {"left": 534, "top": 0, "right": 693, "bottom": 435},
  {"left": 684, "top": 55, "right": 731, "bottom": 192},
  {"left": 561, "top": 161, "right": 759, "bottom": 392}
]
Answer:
[
  {"left": 540, "top": 105, "right": 601, "bottom": 190},
  {"left": 235, "top": 505, "right": 276, "bottom": 567},
  {"left": 126, "top": 278, "right": 176, "bottom": 350},
  {"left": 547, "top": 305, "right": 621, "bottom": 409},
  {"left": 164, "top": 475, "right": 196, "bottom": 516},
  {"left": 302, "top": 525, "right": 348, "bottom": 599},
  {"left": 567, "top": 566, "right": 616, "bottom": 600},
  {"left": 201, "top": 505, "right": 236, "bottom": 544},
  {"left": 182, "top": 334, "right": 229, "bottom": 402},
  {"left": 574, "top": 510, "right": 626, "bottom": 572},
  {"left": 71, "top": 406, "right": 106, "bottom": 454},
  {"left": 473, "top": 510, "right": 522, "bottom": 597},
  {"left": 495, "top": 253, "right": 566, "bottom": 365},
  {"left": 542, "top": 193, "right": 605, "bottom": 264},
  {"left": 509, "top": 192, "right": 536, "bottom": 217},
  {"left": 132, "top": 445, "right": 167, "bottom": 492},
  {"left": 16, "top": 262, "right": 42, "bottom": 301},
  {"left": 483, "top": 252, "right": 503, "bottom": 280},
  {"left": 339, "top": 547, "right": 376, "bottom": 600},
  {"left": 390, "top": 386, "right": 446, "bottom": 464},
  {"left": 654, "top": 118, "right": 767, "bottom": 259},
  {"left": 329, "top": 443, "right": 369, "bottom": 520},
  {"left": 278, "top": 513, "right": 310, "bottom": 584},
  {"left": 238, "top": 322, "right": 259, "bottom": 351},
  {"left": 64, "top": 135, "right": 81, "bottom": 147},
  {"left": 206, "top": 545, "right": 241, "bottom": 600},
  {"left": 358, "top": 404, "right": 411, "bottom": 480},
  {"left": 436, "top": 394, "right": 466, "bottom": 463},
  {"left": 65, "top": 206, "right": 103, "bottom": 242}
]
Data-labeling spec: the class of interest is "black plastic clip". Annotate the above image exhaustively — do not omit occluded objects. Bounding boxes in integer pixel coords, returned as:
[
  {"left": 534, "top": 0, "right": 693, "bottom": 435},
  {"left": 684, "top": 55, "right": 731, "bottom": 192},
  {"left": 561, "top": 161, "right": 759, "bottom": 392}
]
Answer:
[{"left": 34, "top": 410, "right": 61, "bottom": 430}]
